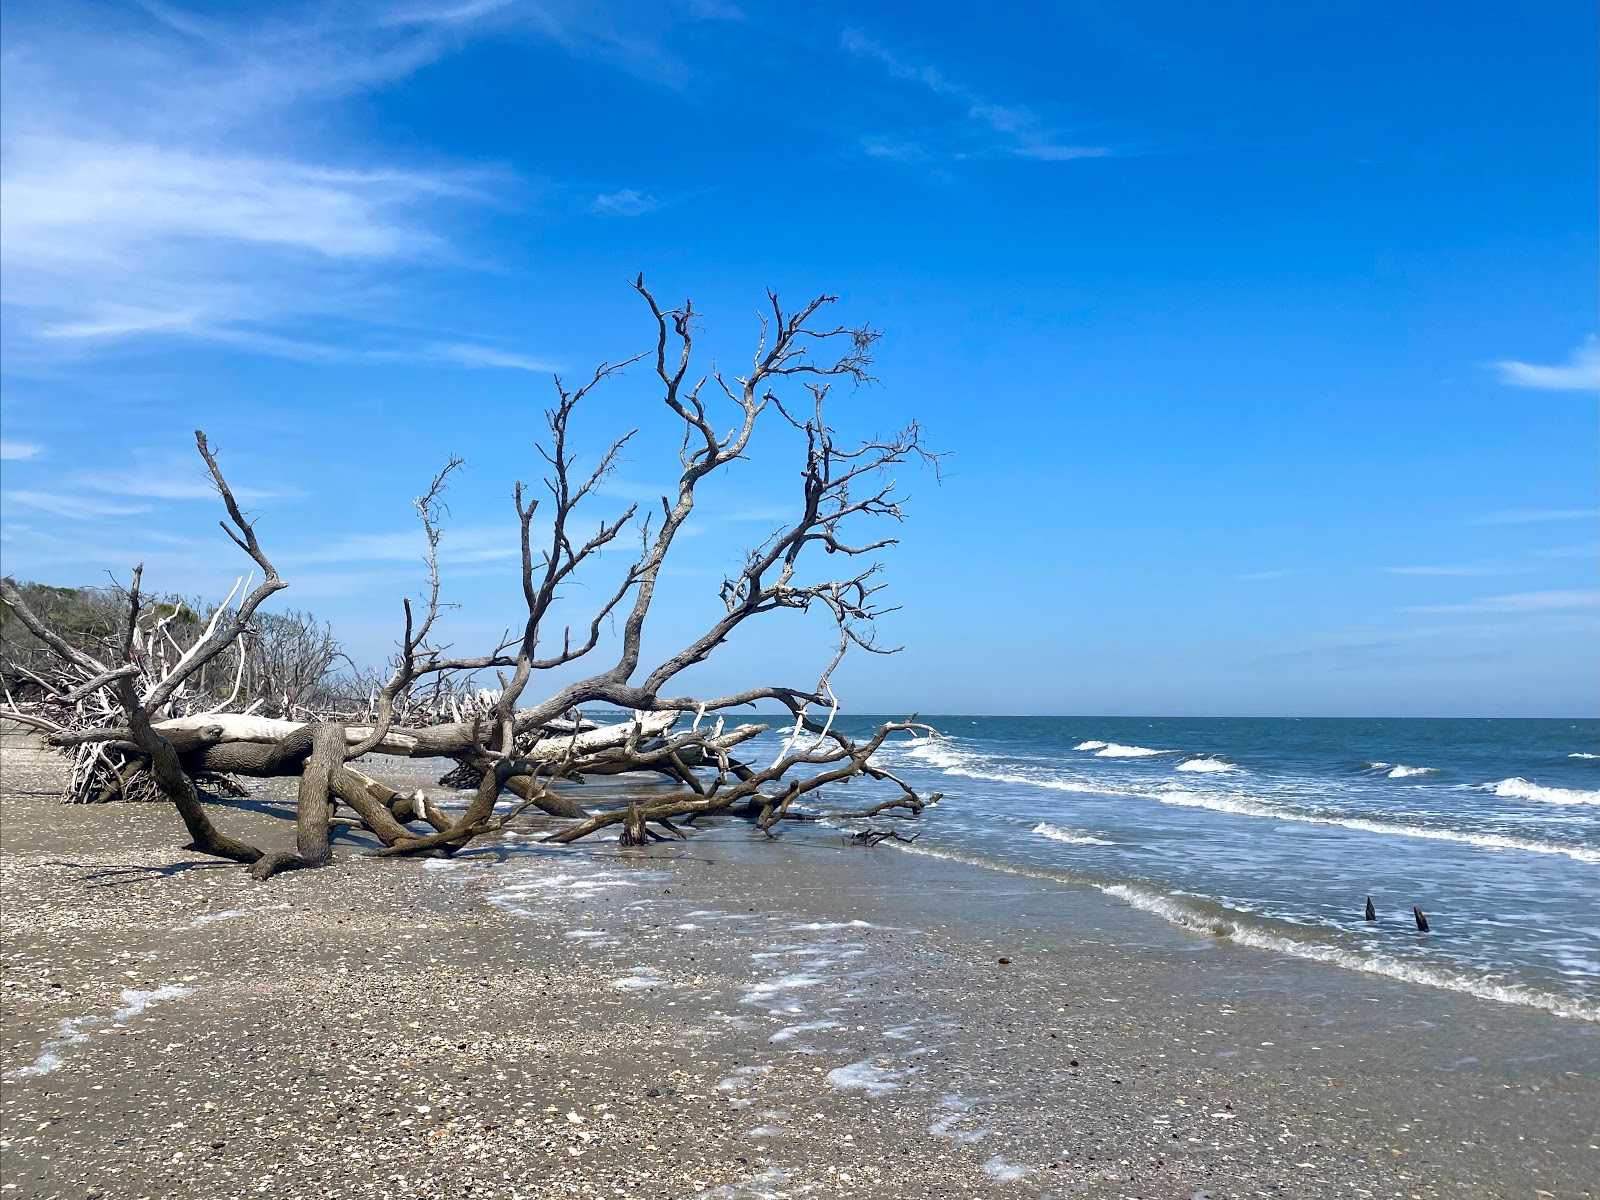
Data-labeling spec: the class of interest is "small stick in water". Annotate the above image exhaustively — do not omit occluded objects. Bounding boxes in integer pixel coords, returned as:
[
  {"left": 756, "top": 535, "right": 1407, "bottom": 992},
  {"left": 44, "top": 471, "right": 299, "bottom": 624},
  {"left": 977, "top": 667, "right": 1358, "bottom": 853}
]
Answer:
[
  {"left": 1413, "top": 906, "right": 1430, "bottom": 932},
  {"left": 1364, "top": 896, "right": 1376, "bottom": 922}
]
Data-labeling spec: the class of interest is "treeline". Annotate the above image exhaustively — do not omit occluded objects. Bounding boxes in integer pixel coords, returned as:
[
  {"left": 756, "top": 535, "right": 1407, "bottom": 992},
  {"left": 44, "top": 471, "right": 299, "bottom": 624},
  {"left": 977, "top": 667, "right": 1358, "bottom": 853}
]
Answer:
[{"left": 0, "top": 578, "right": 350, "bottom": 719}]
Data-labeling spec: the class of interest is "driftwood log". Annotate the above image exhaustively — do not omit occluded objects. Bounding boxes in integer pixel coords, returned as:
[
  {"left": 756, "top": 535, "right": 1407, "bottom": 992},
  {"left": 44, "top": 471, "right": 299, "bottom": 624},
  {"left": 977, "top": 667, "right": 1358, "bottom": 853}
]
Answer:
[{"left": 1, "top": 278, "right": 941, "bottom": 878}]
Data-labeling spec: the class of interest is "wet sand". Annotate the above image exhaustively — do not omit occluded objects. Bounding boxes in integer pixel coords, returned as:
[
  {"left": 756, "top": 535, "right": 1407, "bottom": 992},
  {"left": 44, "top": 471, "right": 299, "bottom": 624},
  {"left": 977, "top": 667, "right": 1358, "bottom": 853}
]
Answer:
[{"left": 2, "top": 731, "right": 1596, "bottom": 1199}]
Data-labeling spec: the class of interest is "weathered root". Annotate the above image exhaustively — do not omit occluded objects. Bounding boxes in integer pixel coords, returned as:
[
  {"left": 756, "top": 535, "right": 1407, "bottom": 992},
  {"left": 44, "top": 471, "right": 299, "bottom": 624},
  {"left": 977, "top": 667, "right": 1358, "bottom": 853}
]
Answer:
[
  {"left": 369, "top": 761, "right": 517, "bottom": 858},
  {"left": 330, "top": 767, "right": 412, "bottom": 846},
  {"left": 618, "top": 802, "right": 649, "bottom": 847},
  {"left": 503, "top": 774, "right": 589, "bottom": 818},
  {"left": 247, "top": 723, "right": 342, "bottom": 879},
  {"left": 247, "top": 849, "right": 315, "bottom": 880}
]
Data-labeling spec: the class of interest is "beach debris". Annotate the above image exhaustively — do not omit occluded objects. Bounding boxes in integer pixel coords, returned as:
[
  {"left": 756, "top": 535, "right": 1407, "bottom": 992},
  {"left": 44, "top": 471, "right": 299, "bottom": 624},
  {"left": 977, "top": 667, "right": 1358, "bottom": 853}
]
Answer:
[
  {"left": 997, "top": 957, "right": 1013, "bottom": 966},
  {"left": 1364, "top": 896, "right": 1376, "bottom": 922},
  {"left": 1413, "top": 906, "right": 1430, "bottom": 932},
  {"left": 847, "top": 827, "right": 921, "bottom": 847}
]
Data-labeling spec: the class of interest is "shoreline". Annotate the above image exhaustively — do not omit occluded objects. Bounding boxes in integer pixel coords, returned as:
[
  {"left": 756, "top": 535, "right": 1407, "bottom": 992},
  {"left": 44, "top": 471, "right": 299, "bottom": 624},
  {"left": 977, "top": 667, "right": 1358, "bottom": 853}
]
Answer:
[{"left": 3, "top": 733, "right": 1597, "bottom": 1198}]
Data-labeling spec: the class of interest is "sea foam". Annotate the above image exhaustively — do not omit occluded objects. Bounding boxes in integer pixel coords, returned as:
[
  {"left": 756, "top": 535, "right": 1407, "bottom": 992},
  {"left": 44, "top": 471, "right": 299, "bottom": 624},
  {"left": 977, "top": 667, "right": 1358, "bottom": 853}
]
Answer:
[
  {"left": 825, "top": 1059, "right": 909, "bottom": 1096},
  {"left": 1093, "top": 743, "right": 1169, "bottom": 757},
  {"left": 6, "top": 984, "right": 194, "bottom": 1079}
]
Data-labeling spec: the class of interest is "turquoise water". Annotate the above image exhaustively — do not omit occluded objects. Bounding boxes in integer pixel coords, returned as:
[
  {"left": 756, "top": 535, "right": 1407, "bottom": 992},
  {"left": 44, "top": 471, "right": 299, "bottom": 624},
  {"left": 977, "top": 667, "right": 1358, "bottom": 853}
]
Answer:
[{"left": 828, "top": 716, "right": 1600, "bottom": 1019}]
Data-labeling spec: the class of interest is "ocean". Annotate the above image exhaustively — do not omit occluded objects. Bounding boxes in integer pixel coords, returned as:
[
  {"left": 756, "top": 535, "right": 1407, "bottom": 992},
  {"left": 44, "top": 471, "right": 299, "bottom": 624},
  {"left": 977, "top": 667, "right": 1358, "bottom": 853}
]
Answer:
[{"left": 821, "top": 715, "right": 1600, "bottom": 1021}]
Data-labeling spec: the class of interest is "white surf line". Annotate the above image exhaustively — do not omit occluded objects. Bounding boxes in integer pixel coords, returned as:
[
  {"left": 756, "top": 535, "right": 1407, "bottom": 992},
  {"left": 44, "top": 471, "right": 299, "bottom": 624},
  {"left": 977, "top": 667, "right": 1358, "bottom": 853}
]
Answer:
[
  {"left": 6, "top": 984, "right": 195, "bottom": 1079},
  {"left": 1155, "top": 790, "right": 1600, "bottom": 864},
  {"left": 882, "top": 839, "right": 1600, "bottom": 1022},
  {"left": 906, "top": 749, "right": 1598, "bottom": 863}
]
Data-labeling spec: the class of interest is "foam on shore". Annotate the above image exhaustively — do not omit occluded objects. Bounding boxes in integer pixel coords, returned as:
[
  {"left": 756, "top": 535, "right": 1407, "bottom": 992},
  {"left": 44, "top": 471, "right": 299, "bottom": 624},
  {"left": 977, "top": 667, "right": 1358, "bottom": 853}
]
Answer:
[{"left": 5, "top": 984, "right": 194, "bottom": 1079}]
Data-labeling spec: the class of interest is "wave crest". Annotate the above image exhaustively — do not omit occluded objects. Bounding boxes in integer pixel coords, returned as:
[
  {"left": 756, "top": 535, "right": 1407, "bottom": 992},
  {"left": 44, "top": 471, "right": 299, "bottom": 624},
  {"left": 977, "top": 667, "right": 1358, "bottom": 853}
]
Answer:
[
  {"left": 1176, "top": 756, "right": 1236, "bottom": 773},
  {"left": 1094, "top": 743, "right": 1168, "bottom": 758},
  {"left": 1031, "top": 822, "right": 1112, "bottom": 846},
  {"left": 1488, "top": 778, "right": 1600, "bottom": 806},
  {"left": 1387, "top": 765, "right": 1439, "bottom": 779}
]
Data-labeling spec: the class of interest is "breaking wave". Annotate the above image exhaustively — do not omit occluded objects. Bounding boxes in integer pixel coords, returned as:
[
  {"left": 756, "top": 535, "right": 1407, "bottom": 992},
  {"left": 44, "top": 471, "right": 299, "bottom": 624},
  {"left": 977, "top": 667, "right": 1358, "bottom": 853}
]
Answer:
[
  {"left": 1176, "top": 756, "right": 1236, "bottom": 773},
  {"left": 1093, "top": 743, "right": 1169, "bottom": 758},
  {"left": 1386, "top": 765, "right": 1439, "bottom": 779},
  {"left": 1031, "top": 822, "right": 1112, "bottom": 846},
  {"left": 1570, "top": 752, "right": 1599, "bottom": 760},
  {"left": 1487, "top": 778, "right": 1600, "bottom": 807},
  {"left": 1073, "top": 740, "right": 1108, "bottom": 751}
]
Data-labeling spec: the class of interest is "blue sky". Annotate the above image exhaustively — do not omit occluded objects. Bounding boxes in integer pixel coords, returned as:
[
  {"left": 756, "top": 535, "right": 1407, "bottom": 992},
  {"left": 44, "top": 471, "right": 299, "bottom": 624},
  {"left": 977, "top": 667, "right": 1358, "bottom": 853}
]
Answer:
[{"left": 1, "top": 0, "right": 1596, "bottom": 716}]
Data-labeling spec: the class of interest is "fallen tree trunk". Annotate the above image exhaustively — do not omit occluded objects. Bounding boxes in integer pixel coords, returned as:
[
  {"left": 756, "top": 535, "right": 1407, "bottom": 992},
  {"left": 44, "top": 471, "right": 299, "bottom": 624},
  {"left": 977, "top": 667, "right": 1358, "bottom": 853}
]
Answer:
[{"left": 249, "top": 723, "right": 343, "bottom": 879}]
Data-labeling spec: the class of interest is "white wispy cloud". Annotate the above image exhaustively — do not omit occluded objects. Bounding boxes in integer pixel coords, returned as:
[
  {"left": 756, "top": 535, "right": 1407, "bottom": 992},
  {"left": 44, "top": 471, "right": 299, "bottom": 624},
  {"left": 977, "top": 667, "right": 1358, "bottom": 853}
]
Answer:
[
  {"left": 0, "top": 441, "right": 43, "bottom": 460},
  {"left": 423, "top": 343, "right": 561, "bottom": 372},
  {"left": 1236, "top": 569, "right": 1296, "bottom": 581},
  {"left": 591, "top": 188, "right": 661, "bottom": 216},
  {"left": 1401, "top": 590, "right": 1600, "bottom": 616},
  {"left": 73, "top": 465, "right": 281, "bottom": 503},
  {"left": 0, "top": 3, "right": 501, "bottom": 363},
  {"left": 287, "top": 526, "right": 518, "bottom": 566},
  {"left": 1474, "top": 508, "right": 1600, "bottom": 525},
  {"left": 1492, "top": 337, "right": 1600, "bottom": 391},
  {"left": 1383, "top": 565, "right": 1527, "bottom": 577},
  {"left": 6, "top": 491, "right": 154, "bottom": 519},
  {"left": 840, "top": 29, "right": 1107, "bottom": 164},
  {"left": 380, "top": 0, "right": 520, "bottom": 26},
  {"left": 1532, "top": 542, "right": 1600, "bottom": 559}
]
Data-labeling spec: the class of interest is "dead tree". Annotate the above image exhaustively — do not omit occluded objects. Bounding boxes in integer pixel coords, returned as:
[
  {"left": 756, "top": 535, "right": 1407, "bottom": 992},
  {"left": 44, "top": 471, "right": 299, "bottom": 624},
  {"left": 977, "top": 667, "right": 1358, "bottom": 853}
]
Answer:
[{"left": 0, "top": 278, "right": 941, "bottom": 878}]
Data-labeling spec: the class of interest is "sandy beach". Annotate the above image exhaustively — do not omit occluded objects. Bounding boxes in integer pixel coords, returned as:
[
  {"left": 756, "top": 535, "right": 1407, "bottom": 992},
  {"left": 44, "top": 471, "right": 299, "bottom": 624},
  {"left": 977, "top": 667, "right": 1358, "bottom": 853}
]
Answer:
[{"left": 3, "top": 728, "right": 1596, "bottom": 1200}]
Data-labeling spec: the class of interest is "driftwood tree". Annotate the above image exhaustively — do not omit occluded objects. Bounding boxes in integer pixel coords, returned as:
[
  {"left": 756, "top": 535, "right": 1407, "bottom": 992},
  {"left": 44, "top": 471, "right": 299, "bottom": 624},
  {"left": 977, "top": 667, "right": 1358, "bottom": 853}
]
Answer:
[{"left": 0, "top": 279, "right": 940, "bottom": 879}]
